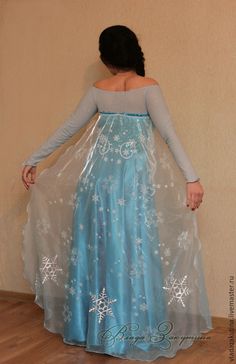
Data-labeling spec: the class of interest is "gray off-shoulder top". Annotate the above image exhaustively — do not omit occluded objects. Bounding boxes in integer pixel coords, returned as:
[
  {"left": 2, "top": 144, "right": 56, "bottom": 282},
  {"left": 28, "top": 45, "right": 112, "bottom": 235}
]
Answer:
[{"left": 22, "top": 84, "right": 200, "bottom": 183}]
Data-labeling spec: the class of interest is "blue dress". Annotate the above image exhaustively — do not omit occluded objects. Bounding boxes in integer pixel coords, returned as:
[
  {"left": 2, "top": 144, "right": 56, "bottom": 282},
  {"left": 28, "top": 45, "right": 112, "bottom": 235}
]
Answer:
[{"left": 22, "top": 86, "right": 213, "bottom": 361}]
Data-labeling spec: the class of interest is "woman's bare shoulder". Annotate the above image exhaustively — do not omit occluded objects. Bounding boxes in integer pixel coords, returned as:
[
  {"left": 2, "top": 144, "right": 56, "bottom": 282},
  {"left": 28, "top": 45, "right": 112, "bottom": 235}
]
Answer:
[
  {"left": 93, "top": 77, "right": 113, "bottom": 88},
  {"left": 138, "top": 77, "right": 159, "bottom": 86},
  {"left": 93, "top": 76, "right": 159, "bottom": 89}
]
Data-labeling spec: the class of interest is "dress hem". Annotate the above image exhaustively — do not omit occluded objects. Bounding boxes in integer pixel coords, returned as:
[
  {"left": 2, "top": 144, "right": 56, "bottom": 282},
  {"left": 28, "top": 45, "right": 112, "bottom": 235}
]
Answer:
[{"left": 40, "top": 306, "right": 213, "bottom": 362}]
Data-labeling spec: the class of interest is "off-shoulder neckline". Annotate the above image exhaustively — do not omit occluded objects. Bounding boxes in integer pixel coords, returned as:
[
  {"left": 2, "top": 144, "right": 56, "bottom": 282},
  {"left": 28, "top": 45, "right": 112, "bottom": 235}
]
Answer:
[{"left": 92, "top": 84, "right": 159, "bottom": 93}]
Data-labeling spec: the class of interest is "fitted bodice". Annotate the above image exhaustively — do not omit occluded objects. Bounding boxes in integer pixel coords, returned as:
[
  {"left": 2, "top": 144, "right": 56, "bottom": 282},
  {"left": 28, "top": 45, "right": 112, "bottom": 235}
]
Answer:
[{"left": 91, "top": 85, "right": 157, "bottom": 114}]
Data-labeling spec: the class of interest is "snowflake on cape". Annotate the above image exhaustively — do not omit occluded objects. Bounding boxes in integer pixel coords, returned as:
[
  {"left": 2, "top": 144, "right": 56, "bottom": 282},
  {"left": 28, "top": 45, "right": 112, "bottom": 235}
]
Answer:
[
  {"left": 89, "top": 287, "right": 117, "bottom": 323},
  {"left": 162, "top": 273, "right": 192, "bottom": 307},
  {"left": 39, "top": 254, "right": 63, "bottom": 285},
  {"left": 36, "top": 218, "right": 50, "bottom": 235},
  {"left": 177, "top": 230, "right": 191, "bottom": 250},
  {"left": 159, "top": 152, "right": 170, "bottom": 169}
]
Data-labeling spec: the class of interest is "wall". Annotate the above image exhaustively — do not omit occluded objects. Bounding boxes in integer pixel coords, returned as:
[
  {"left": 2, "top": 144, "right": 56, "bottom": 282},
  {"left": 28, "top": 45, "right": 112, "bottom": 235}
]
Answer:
[{"left": 0, "top": 0, "right": 235, "bottom": 318}]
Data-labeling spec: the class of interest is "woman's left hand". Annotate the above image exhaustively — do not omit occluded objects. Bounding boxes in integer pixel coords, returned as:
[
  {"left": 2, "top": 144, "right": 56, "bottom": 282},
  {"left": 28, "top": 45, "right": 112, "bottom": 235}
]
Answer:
[
  {"left": 186, "top": 181, "right": 204, "bottom": 211},
  {"left": 22, "top": 165, "right": 37, "bottom": 190}
]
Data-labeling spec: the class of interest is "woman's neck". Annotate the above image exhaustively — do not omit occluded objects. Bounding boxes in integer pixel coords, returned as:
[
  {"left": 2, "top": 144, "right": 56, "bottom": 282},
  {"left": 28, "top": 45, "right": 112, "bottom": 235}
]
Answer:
[
  {"left": 109, "top": 68, "right": 137, "bottom": 77},
  {"left": 115, "top": 70, "right": 136, "bottom": 75}
]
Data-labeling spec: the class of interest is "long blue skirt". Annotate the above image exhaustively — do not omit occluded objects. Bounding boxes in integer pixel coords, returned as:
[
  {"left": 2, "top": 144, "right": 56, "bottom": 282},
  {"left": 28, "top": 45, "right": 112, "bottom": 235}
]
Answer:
[{"left": 22, "top": 112, "right": 213, "bottom": 361}]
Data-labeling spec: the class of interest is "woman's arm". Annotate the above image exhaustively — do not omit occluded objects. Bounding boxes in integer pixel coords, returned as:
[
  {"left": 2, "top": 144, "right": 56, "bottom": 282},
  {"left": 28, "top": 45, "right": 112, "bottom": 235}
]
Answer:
[
  {"left": 145, "top": 85, "right": 200, "bottom": 183},
  {"left": 22, "top": 87, "right": 98, "bottom": 166},
  {"left": 145, "top": 84, "right": 204, "bottom": 211}
]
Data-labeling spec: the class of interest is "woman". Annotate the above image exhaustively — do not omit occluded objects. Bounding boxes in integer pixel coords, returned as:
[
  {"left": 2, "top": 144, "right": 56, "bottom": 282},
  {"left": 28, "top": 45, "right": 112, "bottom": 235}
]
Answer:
[{"left": 21, "top": 25, "right": 213, "bottom": 361}]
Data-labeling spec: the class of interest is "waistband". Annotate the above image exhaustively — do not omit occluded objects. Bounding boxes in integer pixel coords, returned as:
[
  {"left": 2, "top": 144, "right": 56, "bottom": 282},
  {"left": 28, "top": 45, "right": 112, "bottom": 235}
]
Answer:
[{"left": 99, "top": 111, "right": 149, "bottom": 117}]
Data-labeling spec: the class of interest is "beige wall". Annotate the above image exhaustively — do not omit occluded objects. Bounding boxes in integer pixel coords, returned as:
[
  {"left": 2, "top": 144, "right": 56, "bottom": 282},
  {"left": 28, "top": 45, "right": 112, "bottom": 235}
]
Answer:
[{"left": 0, "top": 0, "right": 235, "bottom": 319}]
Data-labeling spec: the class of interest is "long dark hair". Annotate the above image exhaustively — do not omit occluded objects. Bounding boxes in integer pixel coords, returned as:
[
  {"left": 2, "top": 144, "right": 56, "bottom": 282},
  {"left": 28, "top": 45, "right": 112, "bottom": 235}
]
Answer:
[{"left": 99, "top": 25, "right": 145, "bottom": 76}]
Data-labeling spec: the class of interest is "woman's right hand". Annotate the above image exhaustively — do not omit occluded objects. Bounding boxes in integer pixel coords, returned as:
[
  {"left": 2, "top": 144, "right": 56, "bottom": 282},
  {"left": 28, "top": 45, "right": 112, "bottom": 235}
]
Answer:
[
  {"left": 22, "top": 165, "right": 37, "bottom": 190},
  {"left": 186, "top": 180, "right": 204, "bottom": 210}
]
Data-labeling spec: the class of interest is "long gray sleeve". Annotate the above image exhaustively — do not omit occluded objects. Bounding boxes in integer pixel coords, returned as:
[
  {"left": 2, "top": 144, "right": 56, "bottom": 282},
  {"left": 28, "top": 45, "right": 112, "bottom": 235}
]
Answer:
[
  {"left": 22, "top": 87, "right": 98, "bottom": 166},
  {"left": 145, "top": 85, "right": 200, "bottom": 183}
]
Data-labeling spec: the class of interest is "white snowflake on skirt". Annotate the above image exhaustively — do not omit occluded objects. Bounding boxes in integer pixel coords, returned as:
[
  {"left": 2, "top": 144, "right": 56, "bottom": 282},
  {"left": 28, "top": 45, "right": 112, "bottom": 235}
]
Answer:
[
  {"left": 89, "top": 287, "right": 117, "bottom": 323},
  {"left": 63, "top": 303, "right": 72, "bottom": 322}
]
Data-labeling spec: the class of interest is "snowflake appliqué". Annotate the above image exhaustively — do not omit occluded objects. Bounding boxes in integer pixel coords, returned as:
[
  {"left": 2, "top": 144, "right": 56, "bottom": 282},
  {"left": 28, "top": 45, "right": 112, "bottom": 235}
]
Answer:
[
  {"left": 89, "top": 287, "right": 117, "bottom": 323},
  {"left": 60, "top": 227, "right": 72, "bottom": 246},
  {"left": 39, "top": 254, "right": 63, "bottom": 285},
  {"left": 177, "top": 231, "right": 191, "bottom": 250},
  {"left": 70, "top": 247, "right": 80, "bottom": 265},
  {"left": 144, "top": 208, "right": 159, "bottom": 228},
  {"left": 101, "top": 175, "right": 118, "bottom": 193},
  {"left": 92, "top": 193, "right": 99, "bottom": 203},
  {"left": 97, "top": 133, "right": 110, "bottom": 155},
  {"left": 36, "top": 218, "right": 50, "bottom": 234},
  {"left": 119, "top": 140, "right": 137, "bottom": 159},
  {"left": 68, "top": 192, "right": 78, "bottom": 208},
  {"left": 63, "top": 303, "right": 72, "bottom": 322},
  {"left": 129, "top": 254, "right": 146, "bottom": 279},
  {"left": 117, "top": 198, "right": 126, "bottom": 206},
  {"left": 159, "top": 152, "right": 170, "bottom": 170},
  {"left": 163, "top": 247, "right": 171, "bottom": 257},
  {"left": 139, "top": 302, "right": 148, "bottom": 311},
  {"left": 139, "top": 183, "right": 156, "bottom": 199},
  {"left": 163, "top": 274, "right": 192, "bottom": 307}
]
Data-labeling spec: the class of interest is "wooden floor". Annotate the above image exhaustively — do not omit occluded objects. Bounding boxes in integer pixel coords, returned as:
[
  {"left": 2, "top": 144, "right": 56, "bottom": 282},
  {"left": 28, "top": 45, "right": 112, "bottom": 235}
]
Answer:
[{"left": 0, "top": 298, "right": 232, "bottom": 364}]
